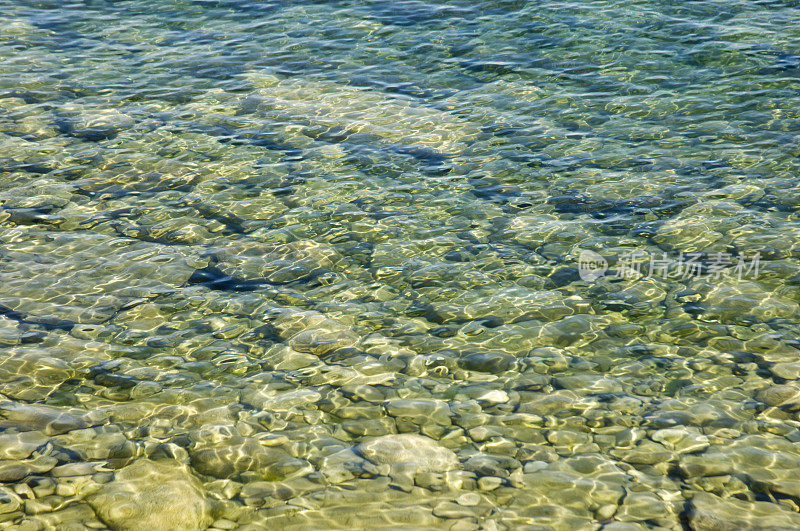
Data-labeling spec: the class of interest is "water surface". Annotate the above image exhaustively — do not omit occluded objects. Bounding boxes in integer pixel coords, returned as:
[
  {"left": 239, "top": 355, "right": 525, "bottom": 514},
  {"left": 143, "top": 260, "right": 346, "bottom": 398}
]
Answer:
[{"left": 1, "top": 0, "right": 800, "bottom": 529}]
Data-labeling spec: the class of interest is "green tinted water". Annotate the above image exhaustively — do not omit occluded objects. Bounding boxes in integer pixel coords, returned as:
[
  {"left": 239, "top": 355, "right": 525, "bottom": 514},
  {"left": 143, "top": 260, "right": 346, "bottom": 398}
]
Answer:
[{"left": 1, "top": 0, "right": 800, "bottom": 529}]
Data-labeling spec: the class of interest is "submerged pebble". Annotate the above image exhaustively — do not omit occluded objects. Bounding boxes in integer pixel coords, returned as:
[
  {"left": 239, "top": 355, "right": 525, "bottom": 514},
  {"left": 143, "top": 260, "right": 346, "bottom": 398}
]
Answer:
[
  {"left": 87, "top": 459, "right": 211, "bottom": 531},
  {"left": 358, "top": 434, "right": 459, "bottom": 472}
]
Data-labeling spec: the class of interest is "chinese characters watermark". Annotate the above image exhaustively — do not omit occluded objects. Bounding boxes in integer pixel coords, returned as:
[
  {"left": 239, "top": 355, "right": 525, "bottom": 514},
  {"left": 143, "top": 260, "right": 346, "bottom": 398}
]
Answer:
[{"left": 578, "top": 249, "right": 760, "bottom": 282}]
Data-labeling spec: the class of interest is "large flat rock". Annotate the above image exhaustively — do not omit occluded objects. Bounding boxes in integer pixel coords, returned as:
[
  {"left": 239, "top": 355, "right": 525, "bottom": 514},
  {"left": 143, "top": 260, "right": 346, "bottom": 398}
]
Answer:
[
  {"left": 87, "top": 459, "right": 211, "bottom": 531},
  {"left": 358, "top": 434, "right": 458, "bottom": 472}
]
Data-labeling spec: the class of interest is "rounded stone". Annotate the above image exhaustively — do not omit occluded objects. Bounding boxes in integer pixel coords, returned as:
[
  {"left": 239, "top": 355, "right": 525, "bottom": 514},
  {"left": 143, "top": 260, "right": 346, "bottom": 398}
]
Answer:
[
  {"left": 771, "top": 363, "right": 800, "bottom": 380},
  {"left": 458, "top": 352, "right": 516, "bottom": 373},
  {"left": 190, "top": 441, "right": 294, "bottom": 480},
  {"left": 456, "top": 492, "right": 481, "bottom": 507},
  {"left": 357, "top": 434, "right": 459, "bottom": 472},
  {"left": 758, "top": 385, "right": 800, "bottom": 407},
  {"left": 87, "top": 459, "right": 211, "bottom": 531},
  {"left": 477, "top": 476, "right": 503, "bottom": 491}
]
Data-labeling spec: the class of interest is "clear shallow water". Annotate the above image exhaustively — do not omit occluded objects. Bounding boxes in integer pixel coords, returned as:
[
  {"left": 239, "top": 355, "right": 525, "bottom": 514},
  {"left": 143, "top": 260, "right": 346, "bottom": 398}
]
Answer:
[{"left": 1, "top": 0, "right": 800, "bottom": 529}]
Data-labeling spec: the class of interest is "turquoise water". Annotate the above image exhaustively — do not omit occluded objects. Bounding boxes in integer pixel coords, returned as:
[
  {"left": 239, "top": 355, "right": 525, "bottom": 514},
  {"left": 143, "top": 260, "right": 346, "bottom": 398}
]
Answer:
[{"left": 1, "top": 1, "right": 800, "bottom": 529}]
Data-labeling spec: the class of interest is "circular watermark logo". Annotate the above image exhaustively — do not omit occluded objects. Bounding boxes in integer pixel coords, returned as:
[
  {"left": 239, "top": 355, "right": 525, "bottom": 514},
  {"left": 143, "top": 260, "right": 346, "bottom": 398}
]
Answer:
[{"left": 578, "top": 249, "right": 608, "bottom": 281}]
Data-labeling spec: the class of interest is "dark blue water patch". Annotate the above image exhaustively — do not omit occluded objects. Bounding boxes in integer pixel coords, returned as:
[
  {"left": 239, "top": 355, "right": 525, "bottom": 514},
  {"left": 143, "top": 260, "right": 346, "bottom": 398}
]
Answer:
[
  {"left": 348, "top": 76, "right": 457, "bottom": 101},
  {"left": 672, "top": 160, "right": 732, "bottom": 179},
  {"left": 188, "top": 0, "right": 281, "bottom": 12},
  {"left": 7, "top": 85, "right": 89, "bottom": 104},
  {"left": 545, "top": 267, "right": 582, "bottom": 289},
  {"left": 548, "top": 195, "right": 616, "bottom": 215},
  {"left": 156, "top": 58, "right": 249, "bottom": 82},
  {"left": 360, "top": 0, "right": 476, "bottom": 26},
  {"left": 0, "top": 305, "right": 75, "bottom": 333},
  {"left": 518, "top": 26, "right": 562, "bottom": 50},
  {"left": 190, "top": 204, "right": 249, "bottom": 235},
  {"left": 1, "top": 31, "right": 97, "bottom": 57},
  {"left": 28, "top": 10, "right": 96, "bottom": 32},
  {"left": 70, "top": 127, "right": 121, "bottom": 142},
  {"left": 0, "top": 130, "right": 39, "bottom": 142},
  {"left": 0, "top": 158, "right": 57, "bottom": 174},
  {"left": 384, "top": 145, "right": 451, "bottom": 166},
  {"left": 187, "top": 264, "right": 329, "bottom": 291},
  {"left": 468, "top": 178, "right": 522, "bottom": 204},
  {"left": 19, "top": 0, "right": 115, "bottom": 13},
  {"left": 631, "top": 17, "right": 724, "bottom": 48},
  {"left": 121, "top": 85, "right": 204, "bottom": 105},
  {"left": 448, "top": 42, "right": 477, "bottom": 58},
  {"left": 3, "top": 205, "right": 60, "bottom": 225},
  {"left": 159, "top": 30, "right": 247, "bottom": 48},
  {"left": 222, "top": 132, "right": 304, "bottom": 159},
  {"left": 749, "top": 197, "right": 798, "bottom": 213},
  {"left": 459, "top": 59, "right": 520, "bottom": 76},
  {"left": 547, "top": 192, "right": 689, "bottom": 222},
  {"left": 759, "top": 51, "right": 800, "bottom": 76},
  {"left": 77, "top": 207, "right": 139, "bottom": 230}
]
